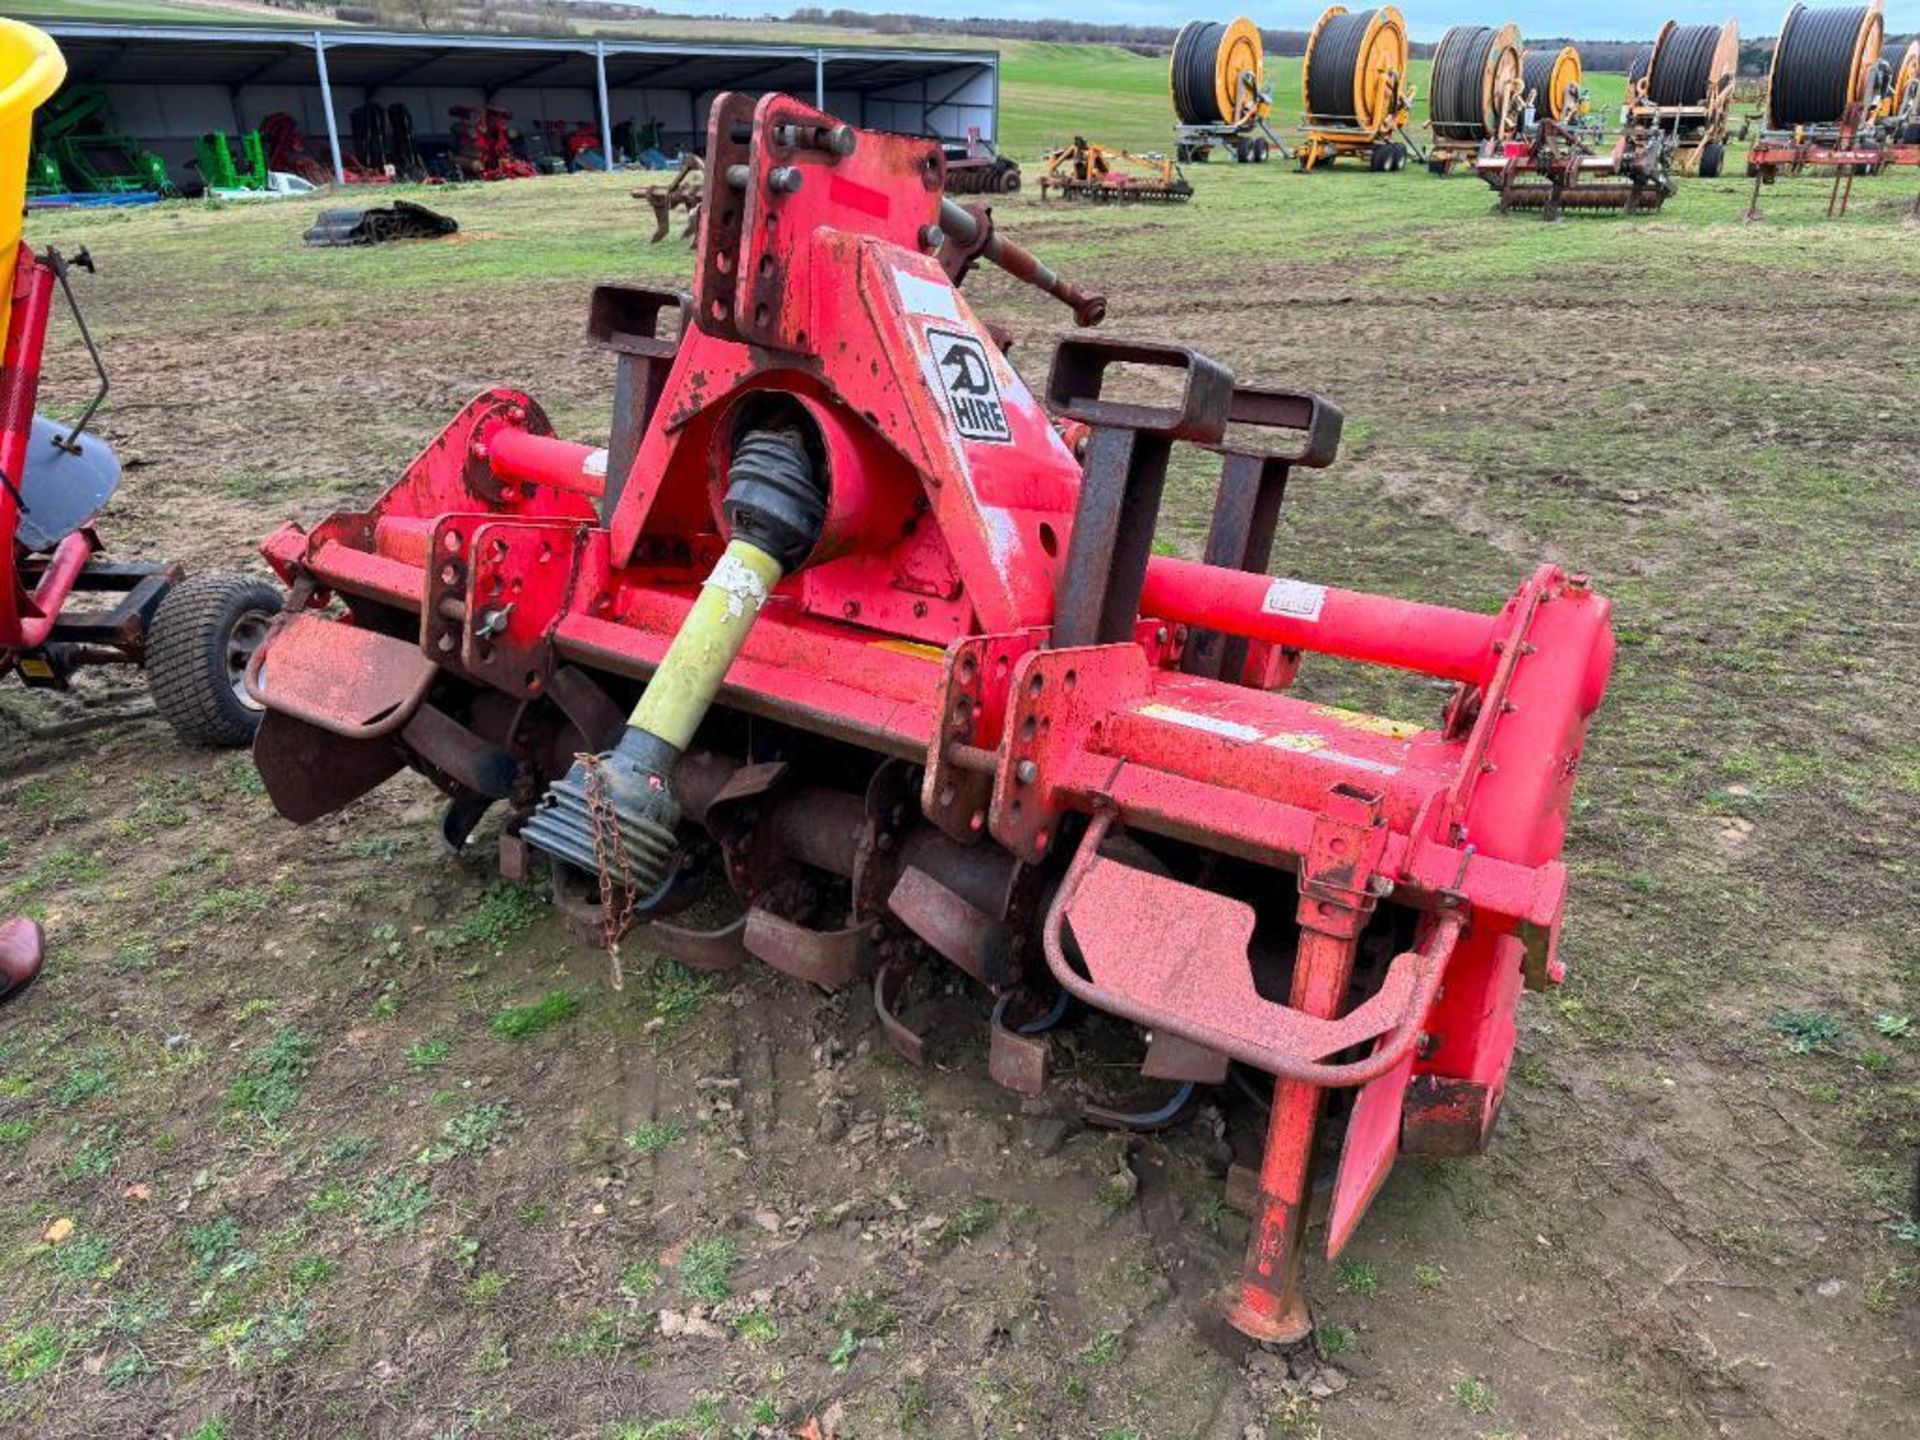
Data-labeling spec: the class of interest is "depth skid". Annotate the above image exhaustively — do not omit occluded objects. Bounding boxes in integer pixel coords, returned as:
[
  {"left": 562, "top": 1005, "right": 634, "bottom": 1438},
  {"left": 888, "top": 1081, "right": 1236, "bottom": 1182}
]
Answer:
[{"left": 246, "top": 91, "right": 1616, "bottom": 1341}]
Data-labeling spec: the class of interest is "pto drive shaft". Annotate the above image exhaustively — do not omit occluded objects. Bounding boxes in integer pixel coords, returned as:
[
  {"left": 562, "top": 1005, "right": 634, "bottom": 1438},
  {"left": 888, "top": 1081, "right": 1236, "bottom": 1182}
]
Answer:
[{"left": 521, "top": 428, "right": 827, "bottom": 893}]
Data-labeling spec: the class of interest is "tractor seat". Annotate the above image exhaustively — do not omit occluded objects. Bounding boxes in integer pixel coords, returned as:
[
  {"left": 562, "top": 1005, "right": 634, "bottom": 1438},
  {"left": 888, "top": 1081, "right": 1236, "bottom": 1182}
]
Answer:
[{"left": 13, "top": 413, "right": 120, "bottom": 554}]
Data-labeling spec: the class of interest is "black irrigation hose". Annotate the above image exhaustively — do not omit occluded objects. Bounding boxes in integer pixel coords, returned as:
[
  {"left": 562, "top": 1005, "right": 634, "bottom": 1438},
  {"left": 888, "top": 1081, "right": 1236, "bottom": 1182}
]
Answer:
[
  {"left": 1307, "top": 9, "right": 1379, "bottom": 124},
  {"left": 1172, "top": 22, "right": 1228, "bottom": 125},
  {"left": 1648, "top": 23, "right": 1725, "bottom": 106},
  {"left": 1628, "top": 45, "right": 1653, "bottom": 86},
  {"left": 1770, "top": 4, "right": 1873, "bottom": 128},
  {"left": 1521, "top": 51, "right": 1558, "bottom": 111},
  {"left": 1430, "top": 25, "right": 1500, "bottom": 140}
]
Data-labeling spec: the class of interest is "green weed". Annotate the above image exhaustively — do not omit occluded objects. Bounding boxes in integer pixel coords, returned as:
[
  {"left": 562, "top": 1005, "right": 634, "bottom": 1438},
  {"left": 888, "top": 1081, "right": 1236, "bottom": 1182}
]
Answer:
[
  {"left": 827, "top": 1327, "right": 859, "bottom": 1373},
  {"left": 436, "top": 883, "right": 542, "bottom": 954},
  {"left": 732, "top": 1308, "right": 777, "bottom": 1344},
  {"left": 1, "top": 1324, "right": 65, "bottom": 1382},
  {"left": 465, "top": 1270, "right": 509, "bottom": 1304},
  {"left": 1771, "top": 1012, "right": 1845, "bottom": 1054},
  {"left": 422, "top": 1103, "right": 515, "bottom": 1162},
  {"left": 624, "top": 1119, "right": 685, "bottom": 1154},
  {"left": 359, "top": 1174, "right": 433, "bottom": 1235},
  {"left": 490, "top": 990, "right": 579, "bottom": 1040},
  {"left": 50, "top": 1232, "right": 115, "bottom": 1282},
  {"left": 1451, "top": 1378, "right": 1496, "bottom": 1414},
  {"left": 677, "top": 1235, "right": 737, "bottom": 1303},
  {"left": 406, "top": 1038, "right": 452, "bottom": 1069},
  {"left": 1335, "top": 1257, "right": 1381, "bottom": 1296},
  {"left": 55, "top": 1067, "right": 114, "bottom": 1106},
  {"left": 226, "top": 1026, "right": 316, "bottom": 1125},
  {"left": 185, "top": 1217, "right": 245, "bottom": 1278}
]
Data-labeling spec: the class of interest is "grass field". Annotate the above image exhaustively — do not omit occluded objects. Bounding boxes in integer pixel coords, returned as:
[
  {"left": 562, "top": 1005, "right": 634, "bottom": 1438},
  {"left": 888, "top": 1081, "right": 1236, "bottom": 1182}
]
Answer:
[{"left": 2, "top": 15, "right": 1919, "bottom": 1440}]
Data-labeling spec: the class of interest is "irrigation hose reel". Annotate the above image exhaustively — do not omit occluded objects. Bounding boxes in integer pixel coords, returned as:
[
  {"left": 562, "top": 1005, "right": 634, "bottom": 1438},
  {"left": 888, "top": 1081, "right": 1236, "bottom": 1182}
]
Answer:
[
  {"left": 1765, "top": 2, "right": 1887, "bottom": 133},
  {"left": 1171, "top": 18, "right": 1271, "bottom": 128}
]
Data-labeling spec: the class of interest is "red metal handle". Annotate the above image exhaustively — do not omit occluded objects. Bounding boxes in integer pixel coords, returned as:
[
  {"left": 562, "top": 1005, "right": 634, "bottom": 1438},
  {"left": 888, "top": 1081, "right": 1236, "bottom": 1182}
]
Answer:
[
  {"left": 1138, "top": 554, "right": 1503, "bottom": 685},
  {"left": 1041, "top": 809, "right": 1462, "bottom": 1087}
]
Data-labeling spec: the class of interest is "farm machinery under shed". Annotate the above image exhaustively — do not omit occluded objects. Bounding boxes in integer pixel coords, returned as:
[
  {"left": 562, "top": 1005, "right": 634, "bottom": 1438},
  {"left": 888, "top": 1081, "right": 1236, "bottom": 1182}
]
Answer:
[{"left": 243, "top": 91, "right": 1616, "bottom": 1342}]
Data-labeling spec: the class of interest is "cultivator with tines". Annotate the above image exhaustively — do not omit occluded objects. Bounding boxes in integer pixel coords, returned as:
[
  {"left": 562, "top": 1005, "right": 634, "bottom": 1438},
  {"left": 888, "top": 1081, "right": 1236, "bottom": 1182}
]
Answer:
[
  {"left": 1478, "top": 115, "right": 1677, "bottom": 216},
  {"left": 243, "top": 92, "right": 1614, "bottom": 1341},
  {"left": 1040, "top": 137, "right": 1193, "bottom": 201}
]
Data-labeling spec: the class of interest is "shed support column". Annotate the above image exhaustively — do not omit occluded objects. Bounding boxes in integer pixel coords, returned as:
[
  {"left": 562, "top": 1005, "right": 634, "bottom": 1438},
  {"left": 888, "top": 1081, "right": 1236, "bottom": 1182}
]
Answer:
[
  {"left": 815, "top": 50, "right": 826, "bottom": 109},
  {"left": 313, "top": 31, "right": 346, "bottom": 185},
  {"left": 596, "top": 41, "right": 615, "bottom": 168}
]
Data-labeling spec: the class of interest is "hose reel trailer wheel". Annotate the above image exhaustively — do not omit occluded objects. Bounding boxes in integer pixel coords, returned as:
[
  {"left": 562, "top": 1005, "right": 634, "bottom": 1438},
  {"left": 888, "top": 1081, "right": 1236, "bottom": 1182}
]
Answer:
[
  {"left": 1429, "top": 23, "right": 1525, "bottom": 142},
  {"left": 1522, "top": 45, "right": 1584, "bottom": 124},
  {"left": 1766, "top": 2, "right": 1887, "bottom": 130},
  {"left": 1302, "top": 6, "right": 1410, "bottom": 132},
  {"left": 1172, "top": 18, "right": 1269, "bottom": 127}
]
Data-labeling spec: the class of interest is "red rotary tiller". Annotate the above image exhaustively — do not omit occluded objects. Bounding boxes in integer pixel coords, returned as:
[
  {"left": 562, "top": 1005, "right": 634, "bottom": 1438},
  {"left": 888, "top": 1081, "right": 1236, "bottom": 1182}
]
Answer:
[{"left": 245, "top": 93, "right": 1615, "bottom": 1341}]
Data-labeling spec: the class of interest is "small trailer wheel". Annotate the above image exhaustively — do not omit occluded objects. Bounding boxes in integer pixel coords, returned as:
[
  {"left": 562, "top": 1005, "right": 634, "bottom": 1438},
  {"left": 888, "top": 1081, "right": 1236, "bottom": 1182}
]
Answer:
[
  {"left": 1698, "top": 141, "right": 1725, "bottom": 179},
  {"left": 146, "top": 573, "right": 283, "bottom": 747}
]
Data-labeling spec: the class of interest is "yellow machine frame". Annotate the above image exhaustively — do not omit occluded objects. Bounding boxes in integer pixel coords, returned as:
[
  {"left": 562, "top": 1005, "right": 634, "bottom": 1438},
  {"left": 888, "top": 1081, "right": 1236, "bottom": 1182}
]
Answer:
[
  {"left": 1038, "top": 137, "right": 1193, "bottom": 201},
  {"left": 1296, "top": 5, "right": 1416, "bottom": 170}
]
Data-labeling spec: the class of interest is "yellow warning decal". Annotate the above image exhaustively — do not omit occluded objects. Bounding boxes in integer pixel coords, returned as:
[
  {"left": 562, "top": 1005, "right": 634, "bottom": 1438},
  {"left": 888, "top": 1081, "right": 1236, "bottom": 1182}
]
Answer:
[
  {"left": 17, "top": 657, "right": 54, "bottom": 678},
  {"left": 1309, "top": 705, "right": 1423, "bottom": 740},
  {"left": 874, "top": 639, "right": 947, "bottom": 662}
]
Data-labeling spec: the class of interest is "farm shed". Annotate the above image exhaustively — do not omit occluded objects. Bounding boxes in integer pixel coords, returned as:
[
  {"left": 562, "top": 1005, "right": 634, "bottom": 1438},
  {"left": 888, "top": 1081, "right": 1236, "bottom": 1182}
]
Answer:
[{"left": 35, "top": 21, "right": 1000, "bottom": 185}]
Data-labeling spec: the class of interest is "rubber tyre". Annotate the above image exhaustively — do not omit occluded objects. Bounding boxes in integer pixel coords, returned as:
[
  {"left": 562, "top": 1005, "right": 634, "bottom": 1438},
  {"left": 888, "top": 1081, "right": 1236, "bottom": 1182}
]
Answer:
[
  {"left": 1253, "top": 138, "right": 1270, "bottom": 162},
  {"left": 1389, "top": 142, "right": 1408, "bottom": 172},
  {"left": 1369, "top": 141, "right": 1391, "bottom": 172},
  {"left": 1699, "top": 141, "right": 1724, "bottom": 179},
  {"left": 146, "top": 573, "right": 282, "bottom": 748}
]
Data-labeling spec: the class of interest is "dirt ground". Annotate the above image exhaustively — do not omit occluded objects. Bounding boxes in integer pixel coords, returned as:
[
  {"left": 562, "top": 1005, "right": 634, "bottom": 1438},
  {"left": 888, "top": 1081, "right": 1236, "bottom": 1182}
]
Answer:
[{"left": 2, "top": 163, "right": 1917, "bottom": 1440}]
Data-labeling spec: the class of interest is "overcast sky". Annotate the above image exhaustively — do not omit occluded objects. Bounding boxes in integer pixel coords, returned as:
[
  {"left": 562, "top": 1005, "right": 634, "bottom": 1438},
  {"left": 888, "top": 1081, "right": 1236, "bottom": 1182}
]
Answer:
[{"left": 634, "top": 3, "right": 1782, "bottom": 43}]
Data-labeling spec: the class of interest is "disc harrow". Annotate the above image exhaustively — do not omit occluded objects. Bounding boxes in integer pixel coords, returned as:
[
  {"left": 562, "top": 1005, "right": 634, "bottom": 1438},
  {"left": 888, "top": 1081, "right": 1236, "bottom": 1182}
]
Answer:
[{"left": 243, "top": 91, "right": 1616, "bottom": 1345}]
